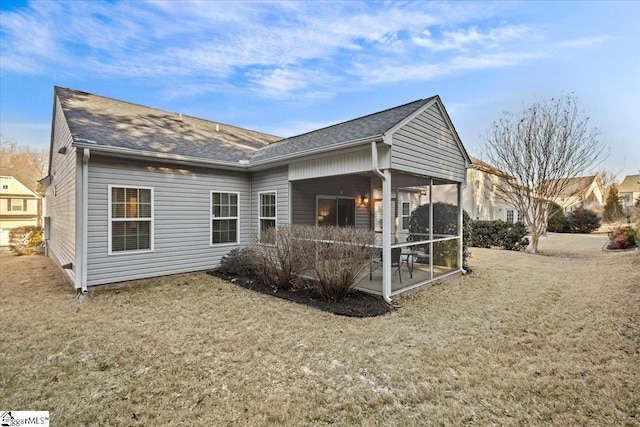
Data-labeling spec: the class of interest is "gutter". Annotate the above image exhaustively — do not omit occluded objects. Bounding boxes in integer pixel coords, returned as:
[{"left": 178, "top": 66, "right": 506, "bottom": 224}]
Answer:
[{"left": 72, "top": 141, "right": 248, "bottom": 171}]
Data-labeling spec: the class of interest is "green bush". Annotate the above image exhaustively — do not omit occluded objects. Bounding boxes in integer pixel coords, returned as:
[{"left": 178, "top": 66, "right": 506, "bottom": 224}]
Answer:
[
  {"left": 8, "top": 226, "right": 43, "bottom": 255},
  {"left": 218, "top": 247, "right": 258, "bottom": 276},
  {"left": 566, "top": 208, "right": 600, "bottom": 234},
  {"left": 470, "top": 220, "right": 529, "bottom": 251},
  {"left": 547, "top": 202, "right": 568, "bottom": 232}
]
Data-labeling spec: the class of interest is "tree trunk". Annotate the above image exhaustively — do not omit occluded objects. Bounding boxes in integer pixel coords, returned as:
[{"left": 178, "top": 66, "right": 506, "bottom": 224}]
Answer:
[{"left": 529, "top": 232, "right": 539, "bottom": 254}]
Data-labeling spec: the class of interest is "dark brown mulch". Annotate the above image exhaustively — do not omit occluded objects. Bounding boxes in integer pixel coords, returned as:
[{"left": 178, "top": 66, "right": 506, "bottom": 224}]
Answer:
[{"left": 206, "top": 270, "right": 394, "bottom": 317}]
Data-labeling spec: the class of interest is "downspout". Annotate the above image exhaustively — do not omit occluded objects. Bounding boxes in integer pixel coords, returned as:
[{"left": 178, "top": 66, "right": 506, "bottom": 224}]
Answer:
[
  {"left": 80, "top": 149, "right": 90, "bottom": 296},
  {"left": 371, "top": 141, "right": 392, "bottom": 304}
]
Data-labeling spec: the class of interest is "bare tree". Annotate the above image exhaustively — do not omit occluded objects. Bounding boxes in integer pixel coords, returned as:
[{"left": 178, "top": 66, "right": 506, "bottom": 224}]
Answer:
[
  {"left": 482, "top": 94, "right": 606, "bottom": 253},
  {"left": 0, "top": 134, "right": 49, "bottom": 187}
]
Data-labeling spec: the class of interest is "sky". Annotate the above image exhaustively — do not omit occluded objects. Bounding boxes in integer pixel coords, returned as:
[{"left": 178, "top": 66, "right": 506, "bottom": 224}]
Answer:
[{"left": 1, "top": 0, "right": 638, "bottom": 180}]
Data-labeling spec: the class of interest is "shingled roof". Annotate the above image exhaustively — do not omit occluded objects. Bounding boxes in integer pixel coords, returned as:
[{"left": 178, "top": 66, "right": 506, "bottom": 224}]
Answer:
[
  {"left": 0, "top": 166, "right": 40, "bottom": 194},
  {"left": 56, "top": 87, "right": 281, "bottom": 163},
  {"left": 250, "top": 98, "right": 435, "bottom": 162},
  {"left": 618, "top": 174, "right": 640, "bottom": 193},
  {"left": 57, "top": 87, "right": 441, "bottom": 167}
]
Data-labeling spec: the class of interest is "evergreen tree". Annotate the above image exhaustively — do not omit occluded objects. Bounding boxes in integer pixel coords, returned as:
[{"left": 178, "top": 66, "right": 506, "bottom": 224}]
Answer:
[{"left": 603, "top": 185, "right": 624, "bottom": 221}]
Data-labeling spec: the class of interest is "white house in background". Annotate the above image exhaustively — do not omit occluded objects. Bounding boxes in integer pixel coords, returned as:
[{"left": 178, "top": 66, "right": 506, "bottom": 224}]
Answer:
[
  {"left": 618, "top": 174, "right": 640, "bottom": 208},
  {"left": 0, "top": 168, "right": 40, "bottom": 246},
  {"left": 41, "top": 87, "right": 471, "bottom": 302},
  {"left": 550, "top": 175, "right": 604, "bottom": 212},
  {"left": 462, "top": 156, "right": 525, "bottom": 223}
]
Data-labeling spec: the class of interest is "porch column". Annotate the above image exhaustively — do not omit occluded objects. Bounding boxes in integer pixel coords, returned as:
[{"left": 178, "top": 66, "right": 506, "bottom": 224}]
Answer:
[
  {"left": 382, "top": 169, "right": 392, "bottom": 301},
  {"left": 457, "top": 182, "right": 464, "bottom": 272}
]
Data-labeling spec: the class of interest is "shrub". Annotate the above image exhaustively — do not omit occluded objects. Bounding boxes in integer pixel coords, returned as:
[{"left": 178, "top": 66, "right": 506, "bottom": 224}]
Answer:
[
  {"left": 566, "top": 208, "right": 600, "bottom": 233},
  {"left": 462, "top": 210, "right": 471, "bottom": 270},
  {"left": 547, "top": 202, "right": 568, "bottom": 232},
  {"left": 609, "top": 226, "right": 636, "bottom": 249},
  {"left": 9, "top": 226, "right": 43, "bottom": 255},
  {"left": 297, "top": 226, "right": 379, "bottom": 302},
  {"left": 470, "top": 220, "right": 529, "bottom": 251},
  {"left": 254, "top": 225, "right": 306, "bottom": 290},
  {"left": 612, "top": 234, "right": 628, "bottom": 249},
  {"left": 218, "top": 247, "right": 258, "bottom": 276}
]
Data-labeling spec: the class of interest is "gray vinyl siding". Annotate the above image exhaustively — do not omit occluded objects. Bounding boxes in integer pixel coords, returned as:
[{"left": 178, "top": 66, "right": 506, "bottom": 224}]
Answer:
[
  {"left": 45, "top": 97, "right": 77, "bottom": 284},
  {"left": 86, "top": 156, "right": 251, "bottom": 286},
  {"left": 391, "top": 103, "right": 467, "bottom": 183},
  {"left": 251, "top": 167, "right": 289, "bottom": 235},
  {"left": 288, "top": 148, "right": 377, "bottom": 181},
  {"left": 291, "top": 175, "right": 371, "bottom": 228}
]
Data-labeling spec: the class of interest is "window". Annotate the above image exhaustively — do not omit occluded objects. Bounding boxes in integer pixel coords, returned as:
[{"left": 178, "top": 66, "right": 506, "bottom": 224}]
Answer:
[
  {"left": 506, "top": 209, "right": 514, "bottom": 224},
  {"left": 317, "top": 197, "right": 355, "bottom": 227},
  {"left": 401, "top": 202, "right": 411, "bottom": 230},
  {"left": 8, "top": 199, "right": 25, "bottom": 212},
  {"left": 211, "top": 192, "right": 239, "bottom": 245},
  {"left": 517, "top": 211, "right": 524, "bottom": 223},
  {"left": 109, "top": 186, "right": 153, "bottom": 253},
  {"left": 2, "top": 184, "right": 9, "bottom": 190},
  {"left": 259, "top": 191, "right": 276, "bottom": 243}
]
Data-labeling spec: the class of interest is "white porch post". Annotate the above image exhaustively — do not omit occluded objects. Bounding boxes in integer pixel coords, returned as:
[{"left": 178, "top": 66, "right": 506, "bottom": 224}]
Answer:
[
  {"left": 457, "top": 182, "right": 464, "bottom": 272},
  {"left": 382, "top": 169, "right": 392, "bottom": 301}
]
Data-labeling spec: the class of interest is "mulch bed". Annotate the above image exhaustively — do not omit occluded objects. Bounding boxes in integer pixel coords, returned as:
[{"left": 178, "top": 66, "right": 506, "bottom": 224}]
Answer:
[{"left": 206, "top": 270, "right": 394, "bottom": 317}]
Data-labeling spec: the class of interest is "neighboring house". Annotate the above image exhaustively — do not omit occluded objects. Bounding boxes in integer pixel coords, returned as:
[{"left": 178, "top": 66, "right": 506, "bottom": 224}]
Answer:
[
  {"left": 463, "top": 156, "right": 525, "bottom": 223},
  {"left": 0, "top": 167, "right": 40, "bottom": 246},
  {"left": 550, "top": 175, "right": 604, "bottom": 212},
  {"left": 42, "top": 87, "right": 471, "bottom": 302},
  {"left": 618, "top": 174, "right": 640, "bottom": 208}
]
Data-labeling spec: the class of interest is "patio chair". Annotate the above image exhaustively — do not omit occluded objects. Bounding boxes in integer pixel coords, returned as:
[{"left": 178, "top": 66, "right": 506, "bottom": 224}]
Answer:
[{"left": 369, "top": 247, "right": 403, "bottom": 283}]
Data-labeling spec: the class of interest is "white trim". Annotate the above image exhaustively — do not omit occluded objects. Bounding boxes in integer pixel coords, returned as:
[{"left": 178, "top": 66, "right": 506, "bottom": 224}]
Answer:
[
  {"left": 210, "top": 190, "right": 240, "bottom": 246},
  {"left": 107, "top": 185, "right": 155, "bottom": 256},
  {"left": 258, "top": 190, "right": 277, "bottom": 243}
]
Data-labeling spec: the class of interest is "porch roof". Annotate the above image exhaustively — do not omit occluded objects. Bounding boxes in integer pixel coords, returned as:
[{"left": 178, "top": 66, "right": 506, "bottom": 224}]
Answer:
[{"left": 249, "top": 97, "right": 435, "bottom": 162}]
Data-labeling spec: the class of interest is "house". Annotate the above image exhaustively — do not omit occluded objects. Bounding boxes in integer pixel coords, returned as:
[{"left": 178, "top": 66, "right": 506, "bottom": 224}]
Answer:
[
  {"left": 618, "top": 174, "right": 640, "bottom": 208},
  {"left": 42, "top": 87, "right": 471, "bottom": 302},
  {"left": 462, "top": 156, "right": 525, "bottom": 223},
  {"left": 0, "top": 167, "right": 40, "bottom": 246},
  {"left": 550, "top": 175, "right": 604, "bottom": 212}
]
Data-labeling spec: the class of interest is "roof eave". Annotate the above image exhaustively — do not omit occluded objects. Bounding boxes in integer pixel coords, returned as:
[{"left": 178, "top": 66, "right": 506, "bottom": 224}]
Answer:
[
  {"left": 247, "top": 135, "right": 383, "bottom": 171},
  {"left": 72, "top": 142, "right": 248, "bottom": 171}
]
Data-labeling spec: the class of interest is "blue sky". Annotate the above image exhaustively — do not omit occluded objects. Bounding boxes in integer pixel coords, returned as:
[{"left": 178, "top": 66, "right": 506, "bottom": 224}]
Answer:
[{"left": 1, "top": 1, "right": 638, "bottom": 180}]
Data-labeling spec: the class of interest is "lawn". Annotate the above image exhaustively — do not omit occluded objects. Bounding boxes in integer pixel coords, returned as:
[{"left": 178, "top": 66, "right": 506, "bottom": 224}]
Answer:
[{"left": 1, "top": 234, "right": 638, "bottom": 425}]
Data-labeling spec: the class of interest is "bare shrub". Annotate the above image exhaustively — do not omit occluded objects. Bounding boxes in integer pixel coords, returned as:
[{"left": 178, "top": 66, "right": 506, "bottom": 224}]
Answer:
[
  {"left": 218, "top": 247, "right": 258, "bottom": 276},
  {"left": 9, "top": 226, "right": 43, "bottom": 255},
  {"left": 298, "top": 226, "right": 379, "bottom": 302},
  {"left": 254, "top": 225, "right": 306, "bottom": 290}
]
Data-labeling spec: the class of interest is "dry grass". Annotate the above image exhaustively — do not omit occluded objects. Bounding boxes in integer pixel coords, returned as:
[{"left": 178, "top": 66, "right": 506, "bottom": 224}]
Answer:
[{"left": 1, "top": 233, "right": 638, "bottom": 426}]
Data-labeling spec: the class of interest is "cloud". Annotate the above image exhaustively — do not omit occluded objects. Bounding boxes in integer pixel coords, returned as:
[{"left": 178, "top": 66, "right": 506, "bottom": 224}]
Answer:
[
  {"left": 413, "top": 25, "right": 532, "bottom": 52},
  {"left": 0, "top": 1, "right": 614, "bottom": 102}
]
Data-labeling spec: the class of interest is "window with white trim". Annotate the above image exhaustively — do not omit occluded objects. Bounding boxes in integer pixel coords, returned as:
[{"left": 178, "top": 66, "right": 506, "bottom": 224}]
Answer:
[
  {"left": 9, "top": 199, "right": 25, "bottom": 212},
  {"left": 506, "top": 209, "right": 514, "bottom": 224},
  {"left": 401, "top": 202, "right": 411, "bottom": 230},
  {"left": 109, "top": 186, "right": 153, "bottom": 253},
  {"left": 517, "top": 211, "right": 524, "bottom": 223},
  {"left": 211, "top": 191, "right": 239, "bottom": 245},
  {"left": 259, "top": 191, "right": 276, "bottom": 244}
]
